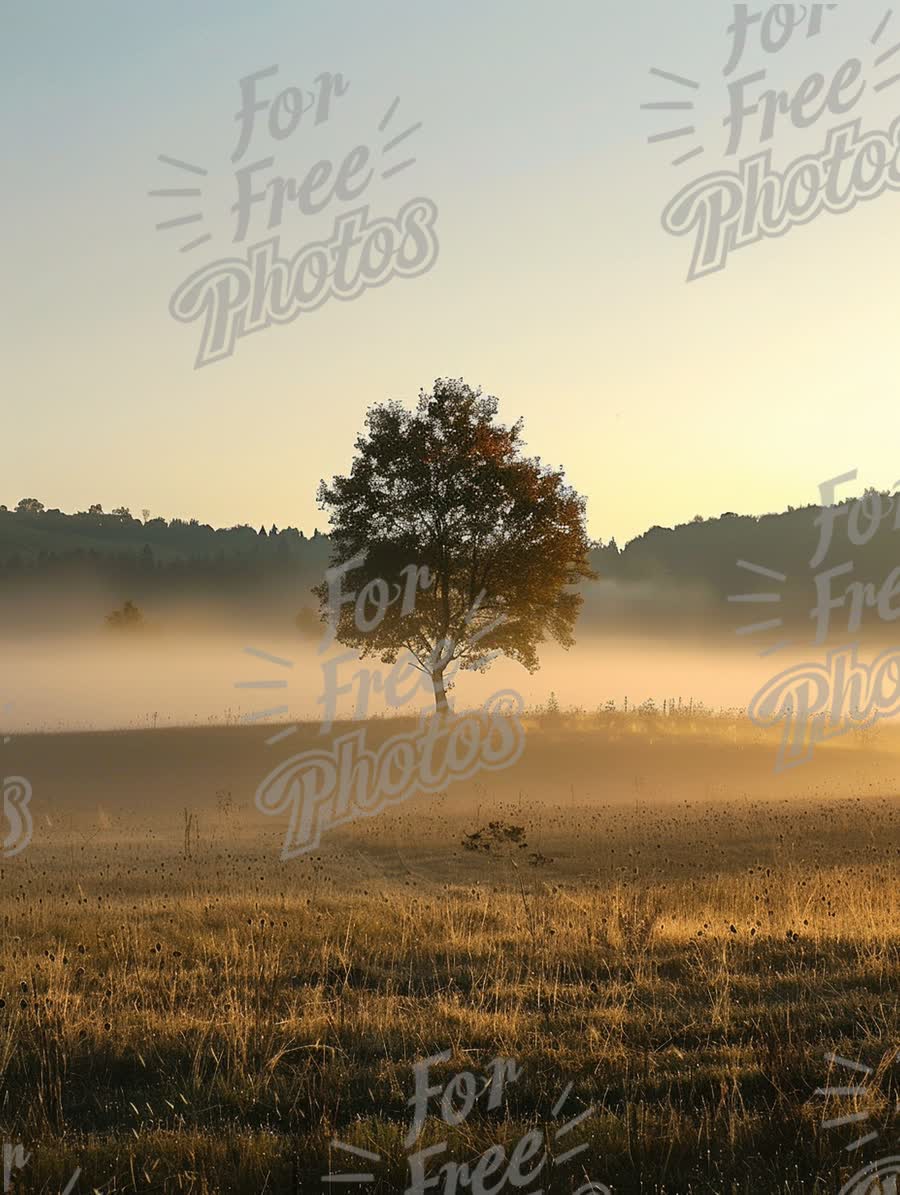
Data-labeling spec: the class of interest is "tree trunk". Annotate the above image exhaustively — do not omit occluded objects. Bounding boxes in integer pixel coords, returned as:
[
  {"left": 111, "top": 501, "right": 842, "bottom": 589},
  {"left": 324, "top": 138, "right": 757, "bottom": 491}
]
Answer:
[{"left": 432, "top": 667, "right": 450, "bottom": 715}]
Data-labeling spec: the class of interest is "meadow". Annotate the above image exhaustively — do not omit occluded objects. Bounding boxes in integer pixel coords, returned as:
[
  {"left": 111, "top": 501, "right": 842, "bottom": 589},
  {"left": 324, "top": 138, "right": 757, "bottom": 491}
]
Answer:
[{"left": 1, "top": 710, "right": 898, "bottom": 1193}]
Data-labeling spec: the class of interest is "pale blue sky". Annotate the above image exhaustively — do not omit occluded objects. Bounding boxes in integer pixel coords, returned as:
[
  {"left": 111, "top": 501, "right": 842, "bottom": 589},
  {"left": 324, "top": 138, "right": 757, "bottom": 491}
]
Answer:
[{"left": 4, "top": 1, "right": 900, "bottom": 543}]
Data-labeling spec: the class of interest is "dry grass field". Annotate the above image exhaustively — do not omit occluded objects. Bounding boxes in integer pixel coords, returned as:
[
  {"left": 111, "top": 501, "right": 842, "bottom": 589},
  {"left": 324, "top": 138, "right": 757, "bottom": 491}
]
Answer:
[{"left": 1, "top": 712, "right": 898, "bottom": 1193}]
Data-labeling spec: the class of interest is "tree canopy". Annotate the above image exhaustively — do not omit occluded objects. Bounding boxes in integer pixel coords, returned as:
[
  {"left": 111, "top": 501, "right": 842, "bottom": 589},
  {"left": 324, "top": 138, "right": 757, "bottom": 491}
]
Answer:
[{"left": 314, "top": 378, "right": 597, "bottom": 711}]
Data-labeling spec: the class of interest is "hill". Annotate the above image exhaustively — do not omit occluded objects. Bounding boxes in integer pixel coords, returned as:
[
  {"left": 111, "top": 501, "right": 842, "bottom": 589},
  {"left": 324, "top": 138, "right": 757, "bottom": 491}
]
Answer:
[{"left": 1, "top": 491, "right": 892, "bottom": 640}]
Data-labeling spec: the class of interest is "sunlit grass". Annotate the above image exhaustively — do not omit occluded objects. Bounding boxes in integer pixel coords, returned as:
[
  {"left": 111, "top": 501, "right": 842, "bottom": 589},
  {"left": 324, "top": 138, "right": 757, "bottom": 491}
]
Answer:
[{"left": 0, "top": 717, "right": 897, "bottom": 1192}]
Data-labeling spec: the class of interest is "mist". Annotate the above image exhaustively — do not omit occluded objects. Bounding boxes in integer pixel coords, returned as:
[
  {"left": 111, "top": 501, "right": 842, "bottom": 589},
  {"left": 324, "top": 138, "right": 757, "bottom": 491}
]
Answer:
[{"left": 0, "top": 625, "right": 834, "bottom": 735}]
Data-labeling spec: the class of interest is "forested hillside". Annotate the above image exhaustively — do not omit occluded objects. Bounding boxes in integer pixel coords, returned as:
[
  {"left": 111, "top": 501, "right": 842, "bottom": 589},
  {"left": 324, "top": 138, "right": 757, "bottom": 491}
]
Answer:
[{"left": 1, "top": 492, "right": 892, "bottom": 639}]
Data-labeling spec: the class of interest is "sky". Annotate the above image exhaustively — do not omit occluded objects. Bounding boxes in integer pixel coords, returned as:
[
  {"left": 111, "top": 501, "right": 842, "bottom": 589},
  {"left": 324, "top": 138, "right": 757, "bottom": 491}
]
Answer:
[{"left": 4, "top": 0, "right": 900, "bottom": 546}]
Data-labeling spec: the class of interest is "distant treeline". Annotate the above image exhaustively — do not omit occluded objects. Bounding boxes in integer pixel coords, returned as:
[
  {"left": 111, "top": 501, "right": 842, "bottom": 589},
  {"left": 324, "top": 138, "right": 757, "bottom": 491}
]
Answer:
[
  {"left": 0, "top": 498, "right": 330, "bottom": 563},
  {"left": 1, "top": 494, "right": 895, "bottom": 638},
  {"left": 0, "top": 500, "right": 333, "bottom": 630}
]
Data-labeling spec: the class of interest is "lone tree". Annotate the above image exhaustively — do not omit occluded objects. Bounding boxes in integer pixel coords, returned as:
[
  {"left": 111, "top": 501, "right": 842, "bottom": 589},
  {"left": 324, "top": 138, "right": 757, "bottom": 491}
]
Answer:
[
  {"left": 314, "top": 378, "right": 596, "bottom": 712},
  {"left": 105, "top": 600, "right": 145, "bottom": 631}
]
